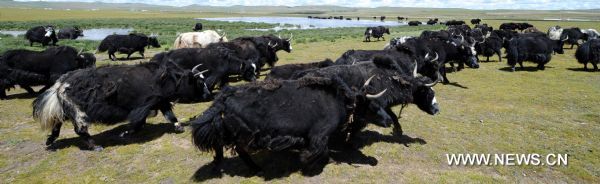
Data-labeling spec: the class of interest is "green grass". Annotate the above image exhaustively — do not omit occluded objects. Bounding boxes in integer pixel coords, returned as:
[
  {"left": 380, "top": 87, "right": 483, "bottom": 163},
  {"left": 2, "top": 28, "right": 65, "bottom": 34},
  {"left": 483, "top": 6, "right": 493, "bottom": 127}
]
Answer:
[{"left": 0, "top": 8, "right": 599, "bottom": 183}]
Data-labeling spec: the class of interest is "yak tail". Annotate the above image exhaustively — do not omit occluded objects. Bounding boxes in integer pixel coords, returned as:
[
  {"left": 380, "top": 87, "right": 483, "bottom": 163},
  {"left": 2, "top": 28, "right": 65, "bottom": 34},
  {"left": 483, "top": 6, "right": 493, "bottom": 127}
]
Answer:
[
  {"left": 32, "top": 81, "right": 65, "bottom": 132},
  {"left": 96, "top": 39, "right": 109, "bottom": 53},
  {"left": 190, "top": 99, "right": 226, "bottom": 152},
  {"left": 173, "top": 35, "right": 182, "bottom": 49},
  {"left": 8, "top": 69, "right": 46, "bottom": 84}
]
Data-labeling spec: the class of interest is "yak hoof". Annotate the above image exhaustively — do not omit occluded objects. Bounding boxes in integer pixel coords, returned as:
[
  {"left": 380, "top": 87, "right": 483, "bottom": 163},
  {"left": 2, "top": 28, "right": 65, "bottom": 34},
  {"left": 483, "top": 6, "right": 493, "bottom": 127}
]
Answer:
[
  {"left": 510, "top": 67, "right": 516, "bottom": 72},
  {"left": 174, "top": 124, "right": 185, "bottom": 133},
  {"left": 92, "top": 146, "right": 104, "bottom": 151}
]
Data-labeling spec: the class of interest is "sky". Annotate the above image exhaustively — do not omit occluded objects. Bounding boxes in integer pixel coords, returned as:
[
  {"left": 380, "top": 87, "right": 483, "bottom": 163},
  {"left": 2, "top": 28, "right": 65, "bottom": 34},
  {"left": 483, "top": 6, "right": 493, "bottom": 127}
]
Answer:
[{"left": 15, "top": 0, "right": 600, "bottom": 10}]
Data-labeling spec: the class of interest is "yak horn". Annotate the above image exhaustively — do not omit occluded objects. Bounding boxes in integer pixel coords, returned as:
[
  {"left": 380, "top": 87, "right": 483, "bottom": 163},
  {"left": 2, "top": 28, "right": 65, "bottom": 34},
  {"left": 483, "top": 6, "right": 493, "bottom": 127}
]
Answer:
[
  {"left": 78, "top": 48, "right": 84, "bottom": 55},
  {"left": 191, "top": 64, "right": 203, "bottom": 73},
  {"left": 424, "top": 80, "right": 439, "bottom": 87},
  {"left": 459, "top": 35, "right": 465, "bottom": 43},
  {"left": 287, "top": 33, "right": 293, "bottom": 41},
  {"left": 424, "top": 53, "right": 430, "bottom": 59},
  {"left": 366, "top": 89, "right": 388, "bottom": 99},
  {"left": 562, "top": 35, "right": 569, "bottom": 41},
  {"left": 221, "top": 32, "right": 227, "bottom": 38},
  {"left": 413, "top": 60, "right": 418, "bottom": 77},
  {"left": 194, "top": 69, "right": 209, "bottom": 77},
  {"left": 268, "top": 41, "right": 278, "bottom": 48},
  {"left": 278, "top": 33, "right": 281, "bottom": 39},
  {"left": 363, "top": 75, "right": 375, "bottom": 87},
  {"left": 431, "top": 52, "right": 439, "bottom": 62}
]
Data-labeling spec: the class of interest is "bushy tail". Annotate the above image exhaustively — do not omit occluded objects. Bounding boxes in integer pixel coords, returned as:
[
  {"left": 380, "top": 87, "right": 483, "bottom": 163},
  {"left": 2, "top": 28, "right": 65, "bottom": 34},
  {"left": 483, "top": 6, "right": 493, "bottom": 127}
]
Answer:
[
  {"left": 96, "top": 39, "right": 110, "bottom": 53},
  {"left": 190, "top": 99, "right": 226, "bottom": 152},
  {"left": 32, "top": 82, "right": 65, "bottom": 132},
  {"left": 173, "top": 35, "right": 183, "bottom": 49}
]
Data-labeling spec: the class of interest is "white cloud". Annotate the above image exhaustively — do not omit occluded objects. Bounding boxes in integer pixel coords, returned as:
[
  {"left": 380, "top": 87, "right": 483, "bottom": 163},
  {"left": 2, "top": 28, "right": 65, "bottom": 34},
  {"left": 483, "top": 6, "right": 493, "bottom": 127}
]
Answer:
[{"left": 14, "top": 0, "right": 600, "bottom": 10}]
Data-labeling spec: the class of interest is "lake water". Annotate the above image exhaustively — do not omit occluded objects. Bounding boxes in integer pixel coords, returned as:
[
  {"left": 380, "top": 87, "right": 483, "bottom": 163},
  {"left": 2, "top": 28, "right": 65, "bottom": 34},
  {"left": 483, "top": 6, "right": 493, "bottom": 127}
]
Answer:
[
  {"left": 198, "top": 17, "right": 405, "bottom": 31},
  {"left": 0, "top": 28, "right": 133, "bottom": 41}
]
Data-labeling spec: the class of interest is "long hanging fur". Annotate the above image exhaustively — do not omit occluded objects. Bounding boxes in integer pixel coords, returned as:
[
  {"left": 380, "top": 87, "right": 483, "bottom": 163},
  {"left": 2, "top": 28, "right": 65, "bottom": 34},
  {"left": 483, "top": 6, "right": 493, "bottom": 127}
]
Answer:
[
  {"left": 190, "top": 94, "right": 228, "bottom": 152},
  {"left": 32, "top": 81, "right": 65, "bottom": 131}
]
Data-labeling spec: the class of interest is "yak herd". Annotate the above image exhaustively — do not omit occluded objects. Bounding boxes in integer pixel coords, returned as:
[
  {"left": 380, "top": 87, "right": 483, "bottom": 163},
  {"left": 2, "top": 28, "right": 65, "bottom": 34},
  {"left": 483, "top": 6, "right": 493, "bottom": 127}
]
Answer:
[{"left": 0, "top": 18, "right": 598, "bottom": 174}]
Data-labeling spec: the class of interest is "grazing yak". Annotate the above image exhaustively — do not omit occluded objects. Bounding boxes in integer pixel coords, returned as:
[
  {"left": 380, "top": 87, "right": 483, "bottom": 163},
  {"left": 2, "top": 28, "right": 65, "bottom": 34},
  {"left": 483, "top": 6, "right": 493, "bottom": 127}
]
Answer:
[
  {"left": 471, "top": 18, "right": 482, "bottom": 25},
  {"left": 0, "top": 46, "right": 95, "bottom": 99},
  {"left": 427, "top": 19, "right": 439, "bottom": 25},
  {"left": 444, "top": 20, "right": 466, "bottom": 26},
  {"left": 190, "top": 75, "right": 392, "bottom": 173},
  {"left": 292, "top": 56, "right": 440, "bottom": 136},
  {"left": 97, "top": 33, "right": 161, "bottom": 61},
  {"left": 575, "top": 39, "right": 600, "bottom": 71},
  {"left": 33, "top": 61, "right": 211, "bottom": 151},
  {"left": 151, "top": 46, "right": 258, "bottom": 92},
  {"left": 193, "top": 23, "right": 203, "bottom": 31},
  {"left": 173, "top": 30, "right": 227, "bottom": 49},
  {"left": 57, "top": 26, "right": 84, "bottom": 39},
  {"left": 408, "top": 21, "right": 422, "bottom": 26},
  {"left": 25, "top": 25, "right": 58, "bottom": 46},
  {"left": 364, "top": 26, "right": 390, "bottom": 42},
  {"left": 506, "top": 33, "right": 566, "bottom": 71},
  {"left": 475, "top": 35, "right": 503, "bottom": 62},
  {"left": 265, "top": 59, "right": 334, "bottom": 80}
]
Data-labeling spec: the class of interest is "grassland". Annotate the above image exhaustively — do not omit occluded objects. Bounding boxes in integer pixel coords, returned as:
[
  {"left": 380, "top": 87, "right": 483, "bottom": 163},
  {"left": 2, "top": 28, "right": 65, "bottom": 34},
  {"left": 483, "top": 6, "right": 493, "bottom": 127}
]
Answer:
[{"left": 0, "top": 7, "right": 599, "bottom": 183}]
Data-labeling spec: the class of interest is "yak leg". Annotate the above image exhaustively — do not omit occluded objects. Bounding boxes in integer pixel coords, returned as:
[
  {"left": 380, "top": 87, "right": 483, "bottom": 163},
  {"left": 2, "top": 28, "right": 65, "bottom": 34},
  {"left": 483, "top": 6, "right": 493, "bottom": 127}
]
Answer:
[
  {"left": 301, "top": 123, "right": 333, "bottom": 167},
  {"left": 121, "top": 102, "right": 157, "bottom": 137},
  {"left": 211, "top": 144, "right": 224, "bottom": 173},
  {"left": 19, "top": 85, "right": 36, "bottom": 94},
  {"left": 73, "top": 122, "right": 102, "bottom": 151},
  {"left": 139, "top": 50, "right": 145, "bottom": 58},
  {"left": 45, "top": 122, "right": 62, "bottom": 148},
  {"left": 386, "top": 107, "right": 403, "bottom": 135},
  {"left": 29, "top": 41, "right": 33, "bottom": 47},
  {"left": 0, "top": 90, "right": 7, "bottom": 100},
  {"left": 440, "top": 67, "right": 450, "bottom": 84},
  {"left": 584, "top": 62, "right": 588, "bottom": 70},
  {"left": 159, "top": 103, "right": 184, "bottom": 132},
  {"left": 235, "top": 146, "right": 262, "bottom": 174},
  {"left": 486, "top": 56, "right": 490, "bottom": 62},
  {"left": 518, "top": 61, "right": 524, "bottom": 69},
  {"left": 496, "top": 49, "right": 502, "bottom": 62},
  {"left": 38, "top": 85, "right": 51, "bottom": 93},
  {"left": 592, "top": 63, "right": 598, "bottom": 71}
]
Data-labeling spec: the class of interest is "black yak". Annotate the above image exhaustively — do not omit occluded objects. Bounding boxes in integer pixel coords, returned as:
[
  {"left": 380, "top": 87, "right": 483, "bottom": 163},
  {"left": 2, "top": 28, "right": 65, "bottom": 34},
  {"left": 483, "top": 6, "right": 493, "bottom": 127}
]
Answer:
[
  {"left": 97, "top": 33, "right": 161, "bottom": 61},
  {"left": 33, "top": 61, "right": 210, "bottom": 151}
]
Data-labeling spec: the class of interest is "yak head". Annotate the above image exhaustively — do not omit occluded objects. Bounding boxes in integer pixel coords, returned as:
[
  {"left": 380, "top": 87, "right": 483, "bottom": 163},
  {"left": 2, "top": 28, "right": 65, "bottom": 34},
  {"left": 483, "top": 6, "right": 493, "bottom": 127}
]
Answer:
[
  {"left": 278, "top": 33, "right": 293, "bottom": 52},
  {"left": 240, "top": 60, "right": 257, "bottom": 82},
  {"left": 412, "top": 76, "right": 440, "bottom": 115},
  {"left": 43, "top": 26, "right": 55, "bottom": 37},
  {"left": 74, "top": 26, "right": 84, "bottom": 37},
  {"left": 452, "top": 35, "right": 480, "bottom": 69},
  {"left": 76, "top": 49, "right": 96, "bottom": 69},
  {"left": 147, "top": 35, "right": 161, "bottom": 49},
  {"left": 161, "top": 62, "right": 211, "bottom": 102}
]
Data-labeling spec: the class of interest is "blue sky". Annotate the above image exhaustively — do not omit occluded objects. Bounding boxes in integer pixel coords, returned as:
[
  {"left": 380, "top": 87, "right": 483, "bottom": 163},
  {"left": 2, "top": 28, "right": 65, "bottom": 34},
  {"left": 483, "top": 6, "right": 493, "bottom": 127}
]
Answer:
[{"left": 15, "top": 0, "right": 600, "bottom": 10}]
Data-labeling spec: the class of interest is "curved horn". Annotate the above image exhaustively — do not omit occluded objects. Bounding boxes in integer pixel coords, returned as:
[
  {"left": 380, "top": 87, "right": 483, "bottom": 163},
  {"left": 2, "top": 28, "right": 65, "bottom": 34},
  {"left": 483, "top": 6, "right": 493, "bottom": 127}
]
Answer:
[
  {"left": 366, "top": 89, "right": 388, "bottom": 99},
  {"left": 195, "top": 69, "right": 209, "bottom": 77},
  {"left": 363, "top": 75, "right": 375, "bottom": 87},
  {"left": 287, "top": 33, "right": 293, "bottom": 41},
  {"left": 562, "top": 35, "right": 569, "bottom": 41},
  {"left": 278, "top": 33, "right": 281, "bottom": 39},
  {"left": 221, "top": 32, "right": 227, "bottom": 38},
  {"left": 424, "top": 53, "right": 430, "bottom": 59},
  {"left": 459, "top": 35, "right": 465, "bottom": 43},
  {"left": 199, "top": 69, "right": 209, "bottom": 74},
  {"left": 430, "top": 52, "right": 439, "bottom": 62},
  {"left": 424, "top": 80, "right": 439, "bottom": 87},
  {"left": 268, "top": 41, "right": 278, "bottom": 48},
  {"left": 191, "top": 64, "right": 203, "bottom": 73},
  {"left": 413, "top": 60, "right": 418, "bottom": 77},
  {"left": 78, "top": 48, "right": 84, "bottom": 55}
]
